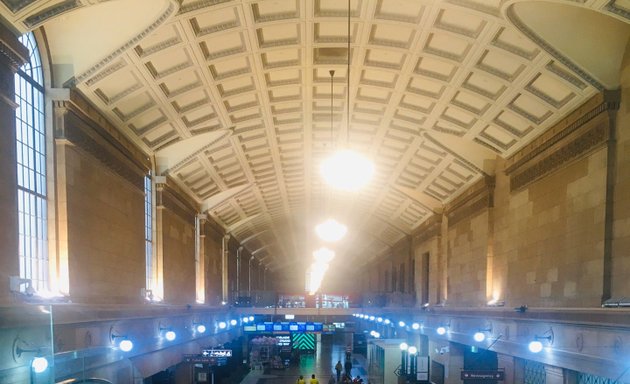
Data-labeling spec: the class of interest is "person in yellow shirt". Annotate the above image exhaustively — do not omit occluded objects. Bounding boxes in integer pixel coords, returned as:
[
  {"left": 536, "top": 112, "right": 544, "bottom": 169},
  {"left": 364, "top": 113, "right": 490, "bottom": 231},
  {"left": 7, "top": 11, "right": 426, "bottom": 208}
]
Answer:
[
  {"left": 297, "top": 375, "right": 306, "bottom": 384},
  {"left": 310, "top": 374, "right": 320, "bottom": 384}
]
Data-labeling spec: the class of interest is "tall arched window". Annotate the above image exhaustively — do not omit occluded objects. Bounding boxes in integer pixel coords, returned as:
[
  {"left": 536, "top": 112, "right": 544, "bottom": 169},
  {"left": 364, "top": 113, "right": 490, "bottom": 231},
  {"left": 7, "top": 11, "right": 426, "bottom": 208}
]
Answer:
[{"left": 15, "top": 32, "right": 47, "bottom": 292}]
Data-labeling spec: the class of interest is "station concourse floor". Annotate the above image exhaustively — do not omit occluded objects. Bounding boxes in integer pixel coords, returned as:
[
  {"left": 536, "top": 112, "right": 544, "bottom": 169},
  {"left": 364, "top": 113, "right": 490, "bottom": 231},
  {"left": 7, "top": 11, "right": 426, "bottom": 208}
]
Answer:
[{"left": 239, "top": 336, "right": 369, "bottom": 384}]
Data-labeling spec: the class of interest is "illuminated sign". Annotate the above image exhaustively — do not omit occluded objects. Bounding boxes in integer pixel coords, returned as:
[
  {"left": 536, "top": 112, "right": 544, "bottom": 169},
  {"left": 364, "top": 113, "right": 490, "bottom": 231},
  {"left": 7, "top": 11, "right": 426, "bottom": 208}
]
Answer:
[
  {"left": 244, "top": 322, "right": 323, "bottom": 333},
  {"left": 202, "top": 349, "right": 233, "bottom": 358},
  {"left": 277, "top": 335, "right": 291, "bottom": 346}
]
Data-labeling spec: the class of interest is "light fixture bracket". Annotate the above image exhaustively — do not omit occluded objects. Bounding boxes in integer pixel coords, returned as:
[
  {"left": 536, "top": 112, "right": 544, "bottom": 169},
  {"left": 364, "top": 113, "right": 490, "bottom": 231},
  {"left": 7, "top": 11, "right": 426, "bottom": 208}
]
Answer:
[{"left": 534, "top": 328, "right": 554, "bottom": 345}]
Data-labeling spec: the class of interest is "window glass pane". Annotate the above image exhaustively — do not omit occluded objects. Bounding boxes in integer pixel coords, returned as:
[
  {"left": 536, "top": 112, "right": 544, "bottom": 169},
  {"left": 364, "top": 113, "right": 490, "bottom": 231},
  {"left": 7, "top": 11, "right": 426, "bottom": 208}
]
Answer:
[
  {"left": 144, "top": 175, "right": 153, "bottom": 291},
  {"left": 15, "top": 32, "right": 47, "bottom": 291}
]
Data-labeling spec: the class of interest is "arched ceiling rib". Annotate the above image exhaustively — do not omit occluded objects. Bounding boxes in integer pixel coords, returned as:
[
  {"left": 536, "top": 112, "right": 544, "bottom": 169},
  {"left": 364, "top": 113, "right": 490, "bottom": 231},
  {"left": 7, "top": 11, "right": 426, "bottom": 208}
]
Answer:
[{"left": 6, "top": 0, "right": 627, "bottom": 278}]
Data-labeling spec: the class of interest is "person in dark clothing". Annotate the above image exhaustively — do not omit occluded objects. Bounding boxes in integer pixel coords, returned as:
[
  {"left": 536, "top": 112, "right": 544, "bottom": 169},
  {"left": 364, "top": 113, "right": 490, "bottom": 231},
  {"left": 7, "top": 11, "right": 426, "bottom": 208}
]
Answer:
[
  {"left": 344, "top": 359, "right": 352, "bottom": 378},
  {"left": 335, "top": 360, "right": 343, "bottom": 382}
]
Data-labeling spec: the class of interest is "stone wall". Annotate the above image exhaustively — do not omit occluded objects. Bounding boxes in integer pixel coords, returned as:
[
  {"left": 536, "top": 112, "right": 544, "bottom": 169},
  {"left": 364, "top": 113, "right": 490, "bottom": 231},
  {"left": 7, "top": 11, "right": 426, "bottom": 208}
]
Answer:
[
  {"left": 401, "top": 92, "right": 618, "bottom": 308},
  {"left": 161, "top": 189, "right": 196, "bottom": 304},
  {"left": 610, "top": 45, "right": 630, "bottom": 297},
  {"left": 204, "top": 223, "right": 223, "bottom": 305},
  {"left": 63, "top": 141, "right": 146, "bottom": 304}
]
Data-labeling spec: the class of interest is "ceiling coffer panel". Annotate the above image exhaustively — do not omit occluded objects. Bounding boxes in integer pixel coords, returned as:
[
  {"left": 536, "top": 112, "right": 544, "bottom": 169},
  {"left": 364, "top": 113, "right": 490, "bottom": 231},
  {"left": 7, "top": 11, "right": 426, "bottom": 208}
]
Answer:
[{"left": 20, "top": 0, "right": 601, "bottom": 273}]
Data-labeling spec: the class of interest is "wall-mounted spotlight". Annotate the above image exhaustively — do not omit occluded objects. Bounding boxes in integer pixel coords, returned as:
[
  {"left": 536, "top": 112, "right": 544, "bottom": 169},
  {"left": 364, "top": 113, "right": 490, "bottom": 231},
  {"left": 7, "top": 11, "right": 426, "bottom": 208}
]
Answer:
[
  {"left": 436, "top": 326, "right": 448, "bottom": 335},
  {"left": 248, "top": 316, "right": 254, "bottom": 322},
  {"left": 411, "top": 322, "right": 421, "bottom": 330},
  {"left": 12, "top": 337, "right": 48, "bottom": 373},
  {"left": 193, "top": 323, "right": 206, "bottom": 334},
  {"left": 369, "top": 331, "right": 380, "bottom": 338},
  {"left": 473, "top": 324, "right": 492, "bottom": 342},
  {"left": 110, "top": 327, "right": 134, "bottom": 352},
  {"left": 242, "top": 317, "right": 249, "bottom": 323},
  {"left": 230, "top": 319, "right": 238, "bottom": 326},
  {"left": 407, "top": 346, "right": 417, "bottom": 355},
  {"left": 369, "top": 315, "right": 375, "bottom": 321},
  {"left": 31, "top": 356, "right": 49, "bottom": 373},
  {"left": 218, "top": 321, "right": 227, "bottom": 330},
  {"left": 159, "top": 325, "right": 176, "bottom": 341},
  {"left": 377, "top": 317, "right": 383, "bottom": 323},
  {"left": 398, "top": 321, "right": 406, "bottom": 328},
  {"left": 383, "top": 319, "right": 391, "bottom": 325},
  {"left": 528, "top": 329, "right": 554, "bottom": 353}
]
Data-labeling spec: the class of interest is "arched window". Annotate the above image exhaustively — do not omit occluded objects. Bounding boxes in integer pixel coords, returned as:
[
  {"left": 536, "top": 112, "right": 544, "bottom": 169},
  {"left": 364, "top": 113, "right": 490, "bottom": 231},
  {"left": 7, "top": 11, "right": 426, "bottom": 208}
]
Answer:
[{"left": 15, "top": 32, "right": 47, "bottom": 292}]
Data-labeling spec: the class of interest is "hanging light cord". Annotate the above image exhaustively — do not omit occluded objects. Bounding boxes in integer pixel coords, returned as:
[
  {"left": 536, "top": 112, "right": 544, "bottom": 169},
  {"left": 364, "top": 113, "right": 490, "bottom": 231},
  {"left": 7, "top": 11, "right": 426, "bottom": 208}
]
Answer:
[
  {"left": 330, "top": 70, "right": 335, "bottom": 152},
  {"left": 346, "top": 0, "right": 351, "bottom": 146}
]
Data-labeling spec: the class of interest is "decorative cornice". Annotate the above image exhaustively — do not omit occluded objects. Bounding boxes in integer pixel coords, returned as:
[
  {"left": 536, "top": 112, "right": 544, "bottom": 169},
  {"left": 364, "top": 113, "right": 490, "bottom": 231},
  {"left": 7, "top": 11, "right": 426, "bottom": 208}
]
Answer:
[
  {"left": 505, "top": 94, "right": 608, "bottom": 174},
  {"left": 413, "top": 215, "right": 442, "bottom": 245},
  {"left": 66, "top": 0, "right": 177, "bottom": 87},
  {"left": 179, "top": 0, "right": 232, "bottom": 14},
  {"left": 510, "top": 121, "right": 608, "bottom": 191},
  {"left": 504, "top": 91, "right": 615, "bottom": 191},
  {"left": 445, "top": 176, "right": 494, "bottom": 227},
  {"left": 1, "top": 0, "right": 37, "bottom": 13},
  {"left": 446, "top": 193, "right": 491, "bottom": 227},
  {"left": 506, "top": 6, "right": 604, "bottom": 91},
  {"left": 52, "top": 89, "right": 153, "bottom": 191},
  {"left": 66, "top": 89, "right": 151, "bottom": 170},
  {"left": 0, "top": 21, "right": 28, "bottom": 70},
  {"left": 162, "top": 184, "right": 198, "bottom": 223},
  {"left": 606, "top": 0, "right": 630, "bottom": 22},
  {"left": 60, "top": 110, "right": 147, "bottom": 190},
  {"left": 24, "top": 0, "right": 81, "bottom": 28}
]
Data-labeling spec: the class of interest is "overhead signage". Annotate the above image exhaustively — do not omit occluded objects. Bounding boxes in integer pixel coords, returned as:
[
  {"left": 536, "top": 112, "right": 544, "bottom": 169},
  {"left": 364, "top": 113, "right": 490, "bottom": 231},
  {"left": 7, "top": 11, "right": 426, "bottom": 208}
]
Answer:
[
  {"left": 244, "top": 322, "right": 324, "bottom": 333},
  {"left": 202, "top": 349, "right": 232, "bottom": 358},
  {"left": 461, "top": 370, "right": 505, "bottom": 381},
  {"left": 184, "top": 355, "right": 217, "bottom": 365}
]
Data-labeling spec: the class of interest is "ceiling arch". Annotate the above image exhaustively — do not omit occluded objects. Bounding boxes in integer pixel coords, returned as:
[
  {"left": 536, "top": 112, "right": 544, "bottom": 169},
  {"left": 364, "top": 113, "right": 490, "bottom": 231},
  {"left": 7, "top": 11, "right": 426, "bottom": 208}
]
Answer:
[
  {"left": 507, "top": 0, "right": 630, "bottom": 90},
  {"left": 5, "top": 0, "right": 623, "bottom": 279}
]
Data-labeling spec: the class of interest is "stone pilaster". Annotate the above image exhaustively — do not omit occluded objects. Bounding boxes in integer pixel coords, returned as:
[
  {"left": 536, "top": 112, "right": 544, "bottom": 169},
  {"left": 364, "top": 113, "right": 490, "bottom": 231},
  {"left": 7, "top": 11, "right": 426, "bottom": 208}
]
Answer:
[
  {"left": 196, "top": 213, "right": 207, "bottom": 304},
  {"left": 544, "top": 365, "right": 565, "bottom": 384},
  {"left": 153, "top": 175, "right": 166, "bottom": 301},
  {"left": 498, "top": 354, "right": 515, "bottom": 384}
]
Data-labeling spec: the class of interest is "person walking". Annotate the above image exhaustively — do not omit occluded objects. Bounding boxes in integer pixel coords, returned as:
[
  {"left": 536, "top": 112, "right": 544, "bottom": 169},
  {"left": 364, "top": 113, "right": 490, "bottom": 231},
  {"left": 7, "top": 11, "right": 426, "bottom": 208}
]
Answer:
[
  {"left": 344, "top": 359, "right": 352, "bottom": 379},
  {"left": 310, "top": 373, "right": 320, "bottom": 384},
  {"left": 335, "top": 360, "right": 343, "bottom": 382},
  {"left": 297, "top": 375, "right": 306, "bottom": 384}
]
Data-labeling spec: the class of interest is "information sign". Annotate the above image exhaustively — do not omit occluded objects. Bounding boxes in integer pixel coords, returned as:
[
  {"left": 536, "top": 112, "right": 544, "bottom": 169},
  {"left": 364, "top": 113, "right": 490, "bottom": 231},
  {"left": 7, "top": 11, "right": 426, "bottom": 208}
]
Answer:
[
  {"left": 461, "top": 370, "right": 505, "bottom": 381},
  {"left": 202, "top": 349, "right": 232, "bottom": 357}
]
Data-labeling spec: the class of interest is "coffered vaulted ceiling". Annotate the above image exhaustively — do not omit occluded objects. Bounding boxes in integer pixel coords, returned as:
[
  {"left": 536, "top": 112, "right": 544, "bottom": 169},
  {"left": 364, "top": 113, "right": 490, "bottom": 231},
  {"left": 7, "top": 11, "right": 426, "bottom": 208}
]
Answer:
[{"left": 2, "top": 0, "right": 628, "bottom": 273}]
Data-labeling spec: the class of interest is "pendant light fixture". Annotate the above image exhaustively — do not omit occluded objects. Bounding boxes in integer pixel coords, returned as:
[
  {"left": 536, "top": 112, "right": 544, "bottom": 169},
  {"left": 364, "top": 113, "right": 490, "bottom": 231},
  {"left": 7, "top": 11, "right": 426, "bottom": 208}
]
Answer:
[
  {"left": 315, "top": 70, "right": 347, "bottom": 243},
  {"left": 320, "top": 0, "right": 374, "bottom": 192}
]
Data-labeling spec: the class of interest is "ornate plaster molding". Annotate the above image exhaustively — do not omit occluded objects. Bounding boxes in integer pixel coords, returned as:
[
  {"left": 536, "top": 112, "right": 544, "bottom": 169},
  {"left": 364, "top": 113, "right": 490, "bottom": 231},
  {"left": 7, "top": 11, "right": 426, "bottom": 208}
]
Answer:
[{"left": 66, "top": 0, "right": 178, "bottom": 87}]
